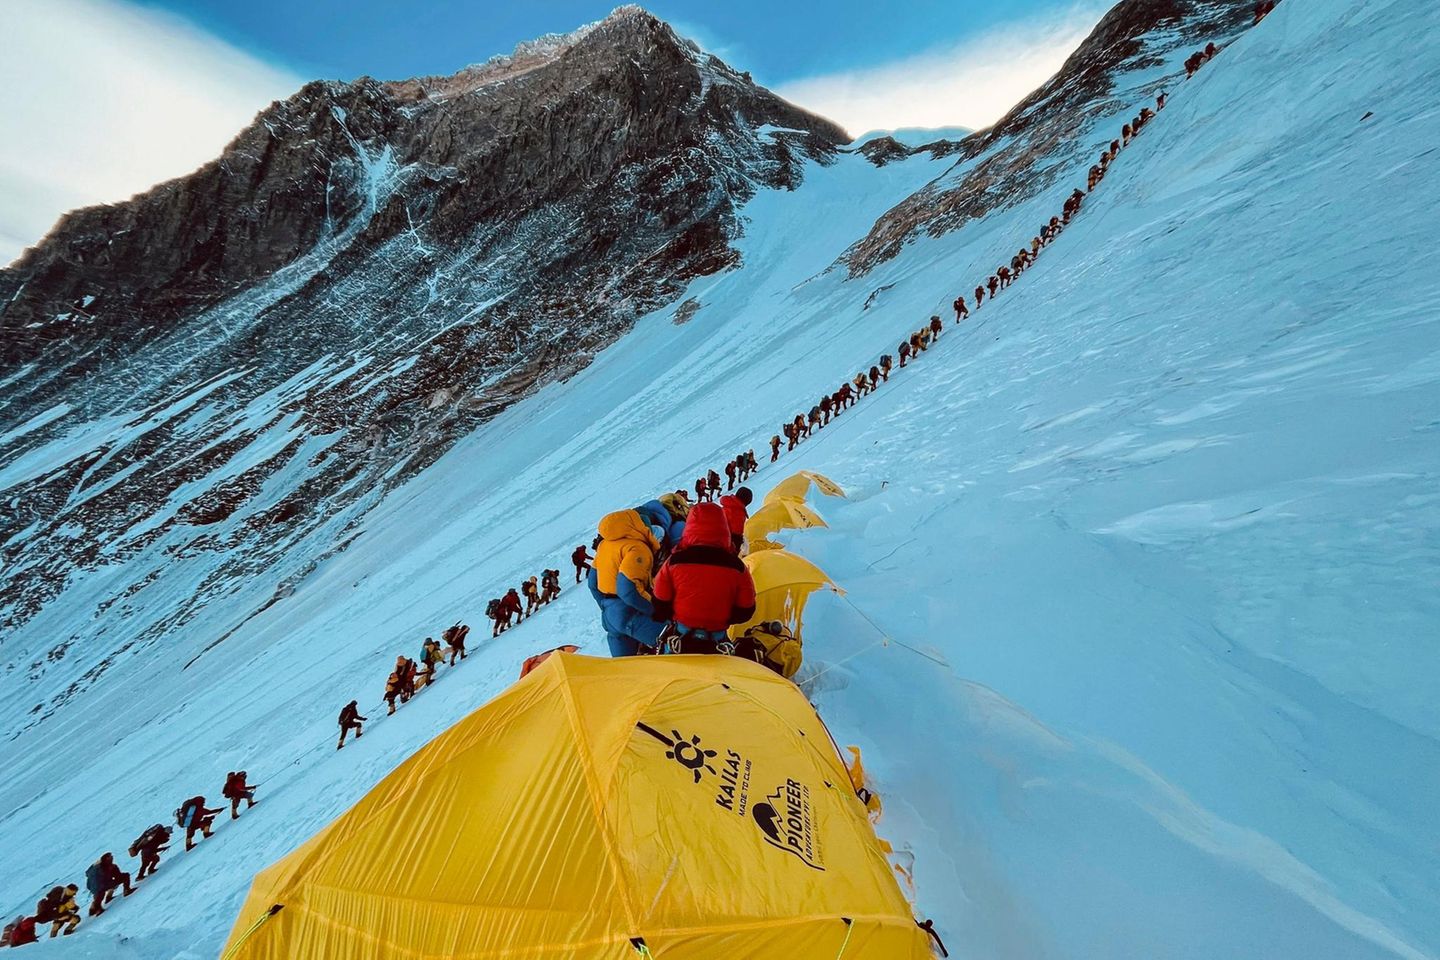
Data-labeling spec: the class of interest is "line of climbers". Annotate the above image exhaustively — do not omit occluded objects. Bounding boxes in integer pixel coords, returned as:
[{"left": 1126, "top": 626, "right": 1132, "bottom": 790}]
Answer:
[
  {"left": 776, "top": 85, "right": 1173, "bottom": 461},
  {"left": 589, "top": 31, "right": 1254, "bottom": 669},
  {"left": 1, "top": 773, "right": 258, "bottom": 946},
  {"left": 354, "top": 569, "right": 572, "bottom": 731},
  {"left": 2, "top": 22, "right": 1263, "bottom": 947},
  {"left": 486, "top": 569, "right": 562, "bottom": 637},
  {"left": 693, "top": 449, "right": 760, "bottom": 501},
  {"left": 362, "top": 566, "right": 574, "bottom": 731},
  {"left": 374, "top": 621, "right": 471, "bottom": 721},
  {"left": 1186, "top": 42, "right": 1220, "bottom": 79}
]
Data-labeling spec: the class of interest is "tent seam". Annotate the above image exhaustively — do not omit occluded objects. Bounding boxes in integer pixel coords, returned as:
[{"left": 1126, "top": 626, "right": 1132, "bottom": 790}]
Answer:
[
  {"left": 269, "top": 891, "right": 920, "bottom": 959},
  {"left": 552, "top": 654, "right": 645, "bottom": 939}
]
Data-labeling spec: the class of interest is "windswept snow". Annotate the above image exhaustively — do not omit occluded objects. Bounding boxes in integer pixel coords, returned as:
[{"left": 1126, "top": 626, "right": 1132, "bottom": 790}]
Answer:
[{"left": 3, "top": 0, "right": 1439, "bottom": 958}]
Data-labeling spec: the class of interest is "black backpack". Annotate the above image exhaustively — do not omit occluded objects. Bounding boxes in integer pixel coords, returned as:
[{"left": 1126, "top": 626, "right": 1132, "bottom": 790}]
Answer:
[
  {"left": 34, "top": 889, "right": 63, "bottom": 924},
  {"left": 130, "top": 824, "right": 164, "bottom": 857},
  {"left": 485, "top": 598, "right": 500, "bottom": 618},
  {"left": 85, "top": 861, "right": 104, "bottom": 895}
]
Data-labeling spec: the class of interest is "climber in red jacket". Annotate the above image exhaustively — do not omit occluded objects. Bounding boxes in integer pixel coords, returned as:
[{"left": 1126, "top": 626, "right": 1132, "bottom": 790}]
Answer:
[
  {"left": 651, "top": 502, "right": 757, "bottom": 655},
  {"left": 718, "top": 487, "right": 752, "bottom": 553}
]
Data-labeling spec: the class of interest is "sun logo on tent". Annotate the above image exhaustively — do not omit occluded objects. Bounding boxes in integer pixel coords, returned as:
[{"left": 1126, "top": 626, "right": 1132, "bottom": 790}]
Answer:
[
  {"left": 667, "top": 731, "right": 719, "bottom": 783},
  {"left": 636, "top": 722, "right": 718, "bottom": 783}
]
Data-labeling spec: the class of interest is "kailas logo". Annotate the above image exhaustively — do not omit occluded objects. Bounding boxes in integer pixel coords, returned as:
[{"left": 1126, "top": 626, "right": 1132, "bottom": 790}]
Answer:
[
  {"left": 751, "top": 779, "right": 824, "bottom": 870},
  {"left": 636, "top": 722, "right": 716, "bottom": 783},
  {"left": 634, "top": 720, "right": 822, "bottom": 869}
]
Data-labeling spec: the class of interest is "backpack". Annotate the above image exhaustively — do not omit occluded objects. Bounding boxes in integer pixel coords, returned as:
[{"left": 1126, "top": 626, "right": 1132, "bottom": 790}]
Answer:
[
  {"left": 657, "top": 492, "right": 690, "bottom": 522},
  {"left": 130, "top": 825, "right": 161, "bottom": 858},
  {"left": 485, "top": 598, "right": 500, "bottom": 618},
  {"left": 9, "top": 916, "right": 37, "bottom": 945},
  {"left": 34, "top": 888, "right": 63, "bottom": 924},
  {"left": 736, "top": 622, "right": 803, "bottom": 679},
  {"left": 176, "top": 796, "right": 202, "bottom": 828},
  {"left": 223, "top": 772, "right": 241, "bottom": 799},
  {"left": 85, "top": 861, "right": 104, "bottom": 895}
]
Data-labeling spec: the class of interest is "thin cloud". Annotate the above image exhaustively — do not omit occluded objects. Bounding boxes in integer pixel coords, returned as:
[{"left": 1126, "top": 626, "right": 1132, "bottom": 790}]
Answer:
[
  {"left": 0, "top": 0, "right": 302, "bottom": 265},
  {"left": 776, "top": 4, "right": 1108, "bottom": 140},
  {"left": 667, "top": 19, "right": 746, "bottom": 68}
]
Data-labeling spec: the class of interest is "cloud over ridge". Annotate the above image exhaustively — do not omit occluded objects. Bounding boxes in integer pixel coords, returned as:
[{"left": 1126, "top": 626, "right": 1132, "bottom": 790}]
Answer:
[
  {"left": 776, "top": 3, "right": 1107, "bottom": 140},
  {"left": 0, "top": 0, "right": 301, "bottom": 264}
]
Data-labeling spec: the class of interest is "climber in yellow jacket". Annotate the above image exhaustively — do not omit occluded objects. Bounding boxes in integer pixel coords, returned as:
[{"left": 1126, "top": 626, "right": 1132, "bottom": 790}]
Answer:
[{"left": 587, "top": 509, "right": 665, "bottom": 656}]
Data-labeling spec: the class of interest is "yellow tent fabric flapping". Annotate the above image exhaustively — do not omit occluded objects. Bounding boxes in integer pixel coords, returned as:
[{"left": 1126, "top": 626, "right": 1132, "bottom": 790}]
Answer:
[
  {"left": 745, "top": 498, "right": 828, "bottom": 544},
  {"left": 730, "top": 548, "right": 840, "bottom": 643},
  {"left": 222, "top": 654, "right": 931, "bottom": 960},
  {"left": 765, "top": 470, "right": 847, "bottom": 505}
]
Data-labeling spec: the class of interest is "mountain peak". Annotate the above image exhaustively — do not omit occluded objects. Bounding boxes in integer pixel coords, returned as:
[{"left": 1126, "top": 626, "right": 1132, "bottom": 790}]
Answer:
[
  {"left": 384, "top": 5, "right": 682, "bottom": 102},
  {"left": 0, "top": 1, "right": 847, "bottom": 645}
]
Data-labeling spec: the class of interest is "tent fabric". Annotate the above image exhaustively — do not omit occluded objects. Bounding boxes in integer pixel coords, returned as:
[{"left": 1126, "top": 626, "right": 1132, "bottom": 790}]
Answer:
[
  {"left": 222, "top": 654, "right": 930, "bottom": 960},
  {"left": 520, "top": 643, "right": 580, "bottom": 678},
  {"left": 729, "top": 549, "right": 840, "bottom": 644},
  {"left": 744, "top": 498, "right": 828, "bottom": 545},
  {"left": 846, "top": 746, "right": 884, "bottom": 819},
  {"left": 744, "top": 548, "right": 836, "bottom": 591},
  {"left": 764, "top": 471, "right": 847, "bottom": 505}
]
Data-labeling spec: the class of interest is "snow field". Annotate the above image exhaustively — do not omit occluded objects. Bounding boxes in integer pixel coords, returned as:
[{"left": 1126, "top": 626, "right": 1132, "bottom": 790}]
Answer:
[{"left": 5, "top": 0, "right": 1439, "bottom": 957}]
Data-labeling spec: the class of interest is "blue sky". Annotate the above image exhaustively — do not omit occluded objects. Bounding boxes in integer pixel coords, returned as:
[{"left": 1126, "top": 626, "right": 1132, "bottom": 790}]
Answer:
[
  {"left": 140, "top": 0, "right": 1091, "bottom": 89},
  {"left": 1, "top": 0, "right": 1107, "bottom": 264}
]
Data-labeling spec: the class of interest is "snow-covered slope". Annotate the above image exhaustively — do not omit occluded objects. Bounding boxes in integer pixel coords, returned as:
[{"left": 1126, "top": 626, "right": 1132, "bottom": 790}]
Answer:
[
  {"left": 5, "top": 0, "right": 1439, "bottom": 957},
  {"left": 0, "top": 6, "right": 847, "bottom": 678}
]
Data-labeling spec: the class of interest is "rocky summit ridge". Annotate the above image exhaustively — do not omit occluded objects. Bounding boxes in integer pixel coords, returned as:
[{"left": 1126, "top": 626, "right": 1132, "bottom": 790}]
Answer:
[{"left": 0, "top": 6, "right": 843, "bottom": 716}]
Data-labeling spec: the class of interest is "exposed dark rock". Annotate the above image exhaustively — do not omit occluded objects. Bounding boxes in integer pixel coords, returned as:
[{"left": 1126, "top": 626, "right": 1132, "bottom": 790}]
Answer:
[
  {"left": 672, "top": 297, "right": 702, "bottom": 324},
  {"left": 844, "top": 0, "right": 1259, "bottom": 274},
  {"left": 858, "top": 137, "right": 913, "bottom": 167},
  {"left": 0, "top": 7, "right": 844, "bottom": 689}
]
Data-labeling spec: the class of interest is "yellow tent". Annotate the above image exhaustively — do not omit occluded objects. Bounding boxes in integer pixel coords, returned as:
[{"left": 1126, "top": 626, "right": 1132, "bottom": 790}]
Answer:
[
  {"left": 765, "top": 470, "right": 846, "bottom": 505},
  {"left": 222, "top": 654, "right": 931, "bottom": 960},
  {"left": 731, "top": 548, "right": 840, "bottom": 643},
  {"left": 745, "top": 498, "right": 828, "bottom": 544}
]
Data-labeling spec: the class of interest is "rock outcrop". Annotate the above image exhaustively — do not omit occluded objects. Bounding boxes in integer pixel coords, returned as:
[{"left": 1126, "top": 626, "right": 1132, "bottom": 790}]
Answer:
[
  {"left": 0, "top": 7, "right": 844, "bottom": 710},
  {"left": 845, "top": 0, "right": 1258, "bottom": 273}
]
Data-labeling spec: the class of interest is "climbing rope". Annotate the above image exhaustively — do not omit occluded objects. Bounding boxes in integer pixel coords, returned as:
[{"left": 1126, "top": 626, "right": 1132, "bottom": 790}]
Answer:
[
  {"left": 917, "top": 918, "right": 949, "bottom": 957},
  {"left": 836, "top": 593, "right": 948, "bottom": 668},
  {"left": 218, "top": 903, "right": 282, "bottom": 960},
  {"left": 834, "top": 917, "right": 855, "bottom": 958},
  {"left": 799, "top": 586, "right": 951, "bottom": 693}
]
